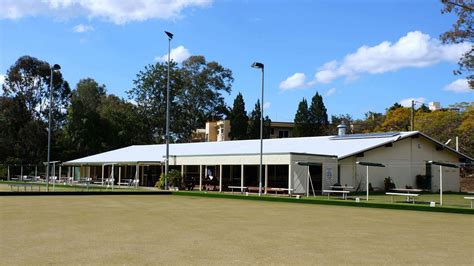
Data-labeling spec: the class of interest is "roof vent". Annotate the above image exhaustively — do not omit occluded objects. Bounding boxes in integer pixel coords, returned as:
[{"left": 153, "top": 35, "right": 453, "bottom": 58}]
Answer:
[{"left": 337, "top": 123, "right": 347, "bottom": 136}]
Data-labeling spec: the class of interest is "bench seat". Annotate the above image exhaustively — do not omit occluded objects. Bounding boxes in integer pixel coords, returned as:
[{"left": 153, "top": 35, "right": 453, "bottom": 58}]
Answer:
[
  {"left": 464, "top": 197, "right": 474, "bottom": 208},
  {"left": 322, "top": 189, "right": 350, "bottom": 200},
  {"left": 386, "top": 192, "right": 419, "bottom": 204}
]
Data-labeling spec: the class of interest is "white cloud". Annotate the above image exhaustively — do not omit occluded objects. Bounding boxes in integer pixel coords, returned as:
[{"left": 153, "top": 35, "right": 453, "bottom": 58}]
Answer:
[
  {"left": 325, "top": 87, "right": 336, "bottom": 96},
  {"left": 155, "top": 46, "right": 191, "bottom": 64},
  {"left": 399, "top": 97, "right": 426, "bottom": 107},
  {"left": 280, "top": 31, "right": 471, "bottom": 88},
  {"left": 444, "top": 78, "right": 472, "bottom": 93},
  {"left": 0, "top": 0, "right": 212, "bottom": 24},
  {"left": 73, "top": 23, "right": 94, "bottom": 33},
  {"left": 279, "top": 73, "right": 314, "bottom": 90},
  {"left": 263, "top": 102, "right": 271, "bottom": 109}
]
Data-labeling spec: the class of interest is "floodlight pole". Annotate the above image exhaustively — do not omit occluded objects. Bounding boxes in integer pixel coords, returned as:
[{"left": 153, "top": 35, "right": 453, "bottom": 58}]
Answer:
[
  {"left": 252, "top": 62, "right": 264, "bottom": 196},
  {"left": 164, "top": 31, "right": 173, "bottom": 190},
  {"left": 46, "top": 64, "right": 61, "bottom": 192},
  {"left": 439, "top": 165, "right": 443, "bottom": 206}
]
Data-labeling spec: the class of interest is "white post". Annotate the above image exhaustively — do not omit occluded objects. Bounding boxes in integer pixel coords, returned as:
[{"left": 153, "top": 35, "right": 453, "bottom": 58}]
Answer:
[
  {"left": 264, "top": 164, "right": 268, "bottom": 194},
  {"left": 20, "top": 165, "right": 23, "bottom": 181},
  {"left": 439, "top": 165, "right": 443, "bottom": 206},
  {"left": 7, "top": 165, "right": 10, "bottom": 181},
  {"left": 35, "top": 166, "right": 38, "bottom": 178},
  {"left": 241, "top": 165, "right": 244, "bottom": 193},
  {"left": 52, "top": 163, "right": 56, "bottom": 180},
  {"left": 111, "top": 165, "right": 114, "bottom": 190},
  {"left": 366, "top": 165, "right": 369, "bottom": 201},
  {"left": 219, "top": 165, "right": 223, "bottom": 192},
  {"left": 199, "top": 165, "right": 202, "bottom": 191},
  {"left": 306, "top": 166, "right": 310, "bottom": 197},
  {"left": 101, "top": 164, "right": 105, "bottom": 186},
  {"left": 455, "top": 136, "right": 459, "bottom": 151},
  {"left": 118, "top": 166, "right": 122, "bottom": 187},
  {"left": 59, "top": 166, "right": 62, "bottom": 182},
  {"left": 135, "top": 164, "right": 139, "bottom": 181},
  {"left": 288, "top": 163, "right": 292, "bottom": 196}
]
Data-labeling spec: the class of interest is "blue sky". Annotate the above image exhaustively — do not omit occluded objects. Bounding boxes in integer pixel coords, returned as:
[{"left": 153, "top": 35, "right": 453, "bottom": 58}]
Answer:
[{"left": 0, "top": 0, "right": 472, "bottom": 122}]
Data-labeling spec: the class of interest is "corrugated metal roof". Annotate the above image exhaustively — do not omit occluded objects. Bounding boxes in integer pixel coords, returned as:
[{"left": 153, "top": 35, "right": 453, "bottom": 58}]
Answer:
[{"left": 65, "top": 131, "right": 419, "bottom": 165}]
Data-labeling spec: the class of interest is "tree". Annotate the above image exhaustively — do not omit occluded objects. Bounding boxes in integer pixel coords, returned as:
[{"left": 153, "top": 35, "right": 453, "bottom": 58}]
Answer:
[
  {"left": 387, "top": 102, "right": 403, "bottom": 112},
  {"left": 352, "top": 112, "right": 384, "bottom": 133},
  {"left": 440, "top": 0, "right": 474, "bottom": 88},
  {"left": 128, "top": 56, "right": 233, "bottom": 143},
  {"left": 376, "top": 107, "right": 411, "bottom": 132},
  {"left": 293, "top": 98, "right": 312, "bottom": 137},
  {"left": 247, "top": 100, "right": 271, "bottom": 139},
  {"left": 415, "top": 109, "right": 463, "bottom": 146},
  {"left": 308, "top": 92, "right": 328, "bottom": 136},
  {"left": 1, "top": 55, "right": 71, "bottom": 165},
  {"left": 64, "top": 78, "right": 107, "bottom": 158},
  {"left": 457, "top": 104, "right": 474, "bottom": 156},
  {"left": 0, "top": 96, "right": 46, "bottom": 164},
  {"left": 3, "top": 55, "right": 71, "bottom": 125},
  {"left": 417, "top": 104, "right": 431, "bottom": 113},
  {"left": 98, "top": 95, "right": 150, "bottom": 150},
  {"left": 329, "top": 114, "right": 353, "bottom": 134},
  {"left": 229, "top": 93, "right": 248, "bottom": 140}
]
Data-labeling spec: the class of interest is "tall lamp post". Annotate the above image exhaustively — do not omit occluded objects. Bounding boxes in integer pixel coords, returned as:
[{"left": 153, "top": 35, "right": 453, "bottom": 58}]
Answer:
[
  {"left": 251, "top": 62, "right": 264, "bottom": 196},
  {"left": 164, "top": 31, "right": 173, "bottom": 190},
  {"left": 46, "top": 64, "right": 61, "bottom": 192}
]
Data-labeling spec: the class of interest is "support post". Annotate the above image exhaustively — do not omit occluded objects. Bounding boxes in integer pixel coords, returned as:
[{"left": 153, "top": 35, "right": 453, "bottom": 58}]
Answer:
[
  {"left": 306, "top": 166, "right": 310, "bottom": 197},
  {"left": 101, "top": 164, "right": 105, "bottom": 186},
  {"left": 7, "top": 165, "right": 10, "bottom": 181},
  {"left": 439, "top": 165, "right": 443, "bottom": 206},
  {"left": 366, "top": 165, "right": 369, "bottom": 201},
  {"left": 264, "top": 164, "right": 268, "bottom": 194},
  {"left": 20, "top": 165, "right": 23, "bottom": 181},
  {"left": 241, "top": 165, "right": 244, "bottom": 193},
  {"left": 455, "top": 136, "right": 459, "bottom": 151},
  {"left": 199, "top": 165, "right": 202, "bottom": 191},
  {"left": 219, "top": 165, "right": 223, "bottom": 192},
  {"left": 35, "top": 166, "right": 38, "bottom": 178},
  {"left": 118, "top": 166, "right": 122, "bottom": 187},
  {"left": 288, "top": 163, "right": 292, "bottom": 196}
]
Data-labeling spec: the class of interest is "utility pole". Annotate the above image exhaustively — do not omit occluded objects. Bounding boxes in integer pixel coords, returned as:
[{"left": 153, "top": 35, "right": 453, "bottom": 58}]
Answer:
[{"left": 411, "top": 100, "right": 415, "bottom": 131}]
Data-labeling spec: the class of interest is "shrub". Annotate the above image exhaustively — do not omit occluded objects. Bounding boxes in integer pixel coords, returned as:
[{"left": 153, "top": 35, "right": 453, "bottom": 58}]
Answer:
[
  {"left": 384, "top": 177, "right": 396, "bottom": 191},
  {"left": 155, "top": 170, "right": 183, "bottom": 189}
]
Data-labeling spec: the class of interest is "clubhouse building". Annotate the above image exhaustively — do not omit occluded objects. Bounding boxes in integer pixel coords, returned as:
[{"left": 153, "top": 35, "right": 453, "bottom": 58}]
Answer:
[{"left": 64, "top": 128, "right": 472, "bottom": 194}]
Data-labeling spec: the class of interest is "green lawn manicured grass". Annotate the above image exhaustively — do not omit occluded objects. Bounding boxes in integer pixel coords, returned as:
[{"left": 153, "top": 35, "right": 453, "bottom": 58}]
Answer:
[{"left": 1, "top": 195, "right": 473, "bottom": 265}]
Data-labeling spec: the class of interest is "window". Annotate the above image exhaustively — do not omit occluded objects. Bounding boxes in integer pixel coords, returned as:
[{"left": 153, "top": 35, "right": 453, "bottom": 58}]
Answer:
[{"left": 278, "top": 130, "right": 289, "bottom": 138}]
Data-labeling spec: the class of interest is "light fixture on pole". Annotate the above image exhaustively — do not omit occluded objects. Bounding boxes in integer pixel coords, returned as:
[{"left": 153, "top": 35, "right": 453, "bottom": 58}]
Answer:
[
  {"left": 164, "top": 31, "right": 173, "bottom": 190},
  {"left": 46, "top": 63, "right": 61, "bottom": 192},
  {"left": 251, "top": 62, "right": 264, "bottom": 196}
]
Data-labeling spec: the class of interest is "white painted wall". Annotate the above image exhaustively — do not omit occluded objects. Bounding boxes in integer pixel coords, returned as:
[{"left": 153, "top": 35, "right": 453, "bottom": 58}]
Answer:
[
  {"left": 290, "top": 154, "right": 338, "bottom": 194},
  {"left": 338, "top": 136, "right": 461, "bottom": 192}
]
